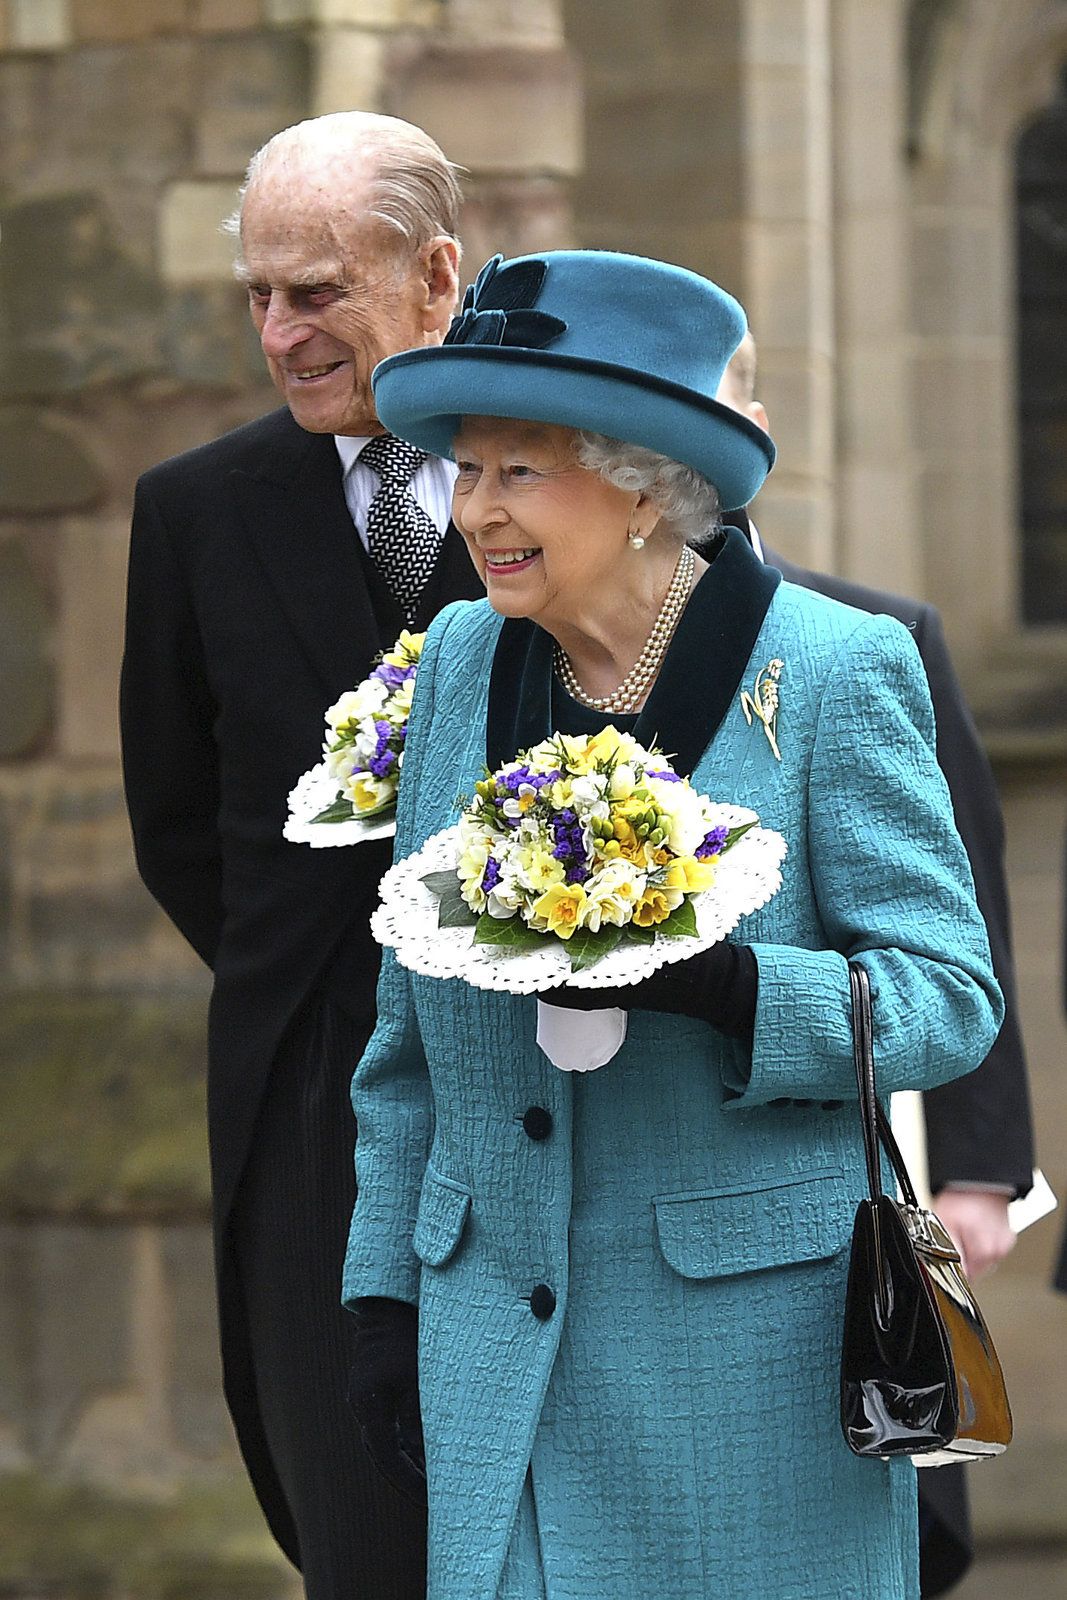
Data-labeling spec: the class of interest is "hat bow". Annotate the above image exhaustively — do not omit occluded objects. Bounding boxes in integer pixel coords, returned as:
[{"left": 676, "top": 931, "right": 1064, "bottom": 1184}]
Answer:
[{"left": 446, "top": 254, "right": 568, "bottom": 350}]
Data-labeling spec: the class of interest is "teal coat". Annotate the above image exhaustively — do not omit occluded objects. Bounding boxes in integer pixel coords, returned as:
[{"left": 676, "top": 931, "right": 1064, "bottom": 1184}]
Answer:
[{"left": 343, "top": 560, "right": 1002, "bottom": 1600}]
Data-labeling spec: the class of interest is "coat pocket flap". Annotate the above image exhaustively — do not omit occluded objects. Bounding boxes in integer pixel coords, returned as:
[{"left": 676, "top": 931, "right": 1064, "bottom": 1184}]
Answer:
[
  {"left": 653, "top": 1170, "right": 851, "bottom": 1280},
  {"left": 413, "top": 1168, "right": 472, "bottom": 1267}
]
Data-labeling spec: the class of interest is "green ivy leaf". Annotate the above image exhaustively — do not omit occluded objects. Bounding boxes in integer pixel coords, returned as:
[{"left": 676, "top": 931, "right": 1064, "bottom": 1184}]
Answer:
[
  {"left": 565, "top": 924, "right": 623, "bottom": 972},
  {"left": 420, "top": 871, "right": 478, "bottom": 929},
  {"left": 622, "top": 923, "right": 656, "bottom": 946},
  {"left": 723, "top": 819, "right": 757, "bottom": 851},
  {"left": 421, "top": 870, "right": 460, "bottom": 897},
  {"left": 654, "top": 899, "right": 700, "bottom": 940},
  {"left": 474, "top": 915, "right": 545, "bottom": 953},
  {"left": 310, "top": 798, "right": 357, "bottom": 824},
  {"left": 440, "top": 886, "right": 479, "bottom": 929}
]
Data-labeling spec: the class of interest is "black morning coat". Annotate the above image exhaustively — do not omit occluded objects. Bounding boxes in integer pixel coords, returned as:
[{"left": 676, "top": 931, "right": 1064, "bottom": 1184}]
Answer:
[
  {"left": 120, "top": 409, "right": 1033, "bottom": 1599},
  {"left": 120, "top": 404, "right": 482, "bottom": 1564}
]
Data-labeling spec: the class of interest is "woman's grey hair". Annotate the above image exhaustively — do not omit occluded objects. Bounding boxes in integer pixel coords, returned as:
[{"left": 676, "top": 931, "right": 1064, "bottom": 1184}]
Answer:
[
  {"left": 223, "top": 112, "right": 463, "bottom": 254},
  {"left": 575, "top": 432, "right": 721, "bottom": 542}
]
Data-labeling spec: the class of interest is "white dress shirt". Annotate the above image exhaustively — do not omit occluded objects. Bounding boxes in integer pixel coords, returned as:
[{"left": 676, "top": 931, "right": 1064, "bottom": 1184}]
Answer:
[{"left": 334, "top": 434, "right": 458, "bottom": 548}]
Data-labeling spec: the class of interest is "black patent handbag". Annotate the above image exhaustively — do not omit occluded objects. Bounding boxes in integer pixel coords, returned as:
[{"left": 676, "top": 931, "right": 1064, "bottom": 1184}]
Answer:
[{"left": 839, "top": 962, "right": 1013, "bottom": 1466}]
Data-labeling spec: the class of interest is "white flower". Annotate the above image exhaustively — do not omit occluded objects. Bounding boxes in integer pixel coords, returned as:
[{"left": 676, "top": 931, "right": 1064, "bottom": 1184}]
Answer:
[
  {"left": 389, "top": 680, "right": 415, "bottom": 719},
  {"left": 570, "top": 773, "right": 611, "bottom": 820},
  {"left": 326, "top": 680, "right": 388, "bottom": 732},
  {"left": 582, "top": 858, "right": 647, "bottom": 930},
  {"left": 502, "top": 783, "right": 540, "bottom": 819},
  {"left": 608, "top": 762, "right": 638, "bottom": 801},
  {"left": 458, "top": 835, "right": 491, "bottom": 912}
]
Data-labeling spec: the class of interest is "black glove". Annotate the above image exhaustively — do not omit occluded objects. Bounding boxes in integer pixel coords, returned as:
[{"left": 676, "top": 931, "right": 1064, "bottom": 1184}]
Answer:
[
  {"left": 347, "top": 1296, "right": 426, "bottom": 1507},
  {"left": 544, "top": 941, "right": 758, "bottom": 1043}
]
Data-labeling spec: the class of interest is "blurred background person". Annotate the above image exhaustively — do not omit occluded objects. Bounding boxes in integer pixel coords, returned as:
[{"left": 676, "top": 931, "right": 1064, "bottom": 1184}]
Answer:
[{"left": 718, "top": 334, "right": 1036, "bottom": 1597}]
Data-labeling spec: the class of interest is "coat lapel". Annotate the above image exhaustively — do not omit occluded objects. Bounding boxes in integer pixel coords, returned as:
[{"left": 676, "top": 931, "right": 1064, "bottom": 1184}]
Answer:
[
  {"left": 636, "top": 528, "right": 780, "bottom": 773},
  {"left": 233, "top": 421, "right": 379, "bottom": 695},
  {"left": 485, "top": 527, "right": 780, "bottom": 775}
]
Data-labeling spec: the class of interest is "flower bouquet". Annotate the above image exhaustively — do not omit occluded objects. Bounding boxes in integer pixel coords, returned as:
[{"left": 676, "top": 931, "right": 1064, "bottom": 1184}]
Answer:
[
  {"left": 283, "top": 631, "right": 423, "bottom": 847},
  {"left": 371, "top": 726, "right": 787, "bottom": 993}
]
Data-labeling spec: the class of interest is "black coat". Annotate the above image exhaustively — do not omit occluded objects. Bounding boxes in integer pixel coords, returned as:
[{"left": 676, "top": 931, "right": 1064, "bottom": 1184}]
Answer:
[
  {"left": 120, "top": 405, "right": 482, "bottom": 1561},
  {"left": 767, "top": 542, "right": 1035, "bottom": 1598},
  {"left": 121, "top": 405, "right": 482, "bottom": 1223}
]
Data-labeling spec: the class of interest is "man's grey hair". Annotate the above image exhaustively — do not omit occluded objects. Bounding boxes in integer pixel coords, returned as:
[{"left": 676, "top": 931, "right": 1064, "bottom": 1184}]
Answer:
[
  {"left": 223, "top": 111, "right": 463, "bottom": 256},
  {"left": 575, "top": 432, "right": 721, "bottom": 542}
]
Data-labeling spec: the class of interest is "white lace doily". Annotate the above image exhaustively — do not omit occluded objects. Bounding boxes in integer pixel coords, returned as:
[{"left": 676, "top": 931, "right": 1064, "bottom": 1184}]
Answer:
[
  {"left": 371, "top": 805, "right": 786, "bottom": 993},
  {"left": 283, "top": 761, "right": 396, "bottom": 847}
]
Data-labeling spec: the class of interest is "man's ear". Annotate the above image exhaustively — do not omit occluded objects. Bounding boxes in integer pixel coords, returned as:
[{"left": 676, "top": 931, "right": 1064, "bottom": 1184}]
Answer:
[
  {"left": 745, "top": 399, "right": 770, "bottom": 434},
  {"left": 419, "top": 237, "right": 461, "bottom": 337}
]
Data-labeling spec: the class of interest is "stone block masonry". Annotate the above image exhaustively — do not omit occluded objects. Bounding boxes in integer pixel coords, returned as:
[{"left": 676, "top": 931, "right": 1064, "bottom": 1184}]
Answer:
[{"left": 0, "top": 8, "right": 578, "bottom": 1596}]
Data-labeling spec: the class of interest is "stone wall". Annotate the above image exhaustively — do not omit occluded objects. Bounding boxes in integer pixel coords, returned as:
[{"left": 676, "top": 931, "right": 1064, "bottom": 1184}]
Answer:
[{"left": 0, "top": 2, "right": 578, "bottom": 1593}]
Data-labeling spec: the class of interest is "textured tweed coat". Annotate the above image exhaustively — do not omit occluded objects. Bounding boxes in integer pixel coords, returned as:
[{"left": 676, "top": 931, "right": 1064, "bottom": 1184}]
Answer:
[{"left": 343, "top": 543, "right": 1003, "bottom": 1600}]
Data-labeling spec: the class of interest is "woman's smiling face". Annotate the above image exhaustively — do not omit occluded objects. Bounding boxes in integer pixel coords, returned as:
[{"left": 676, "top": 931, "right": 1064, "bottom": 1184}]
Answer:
[{"left": 451, "top": 417, "right": 641, "bottom": 626}]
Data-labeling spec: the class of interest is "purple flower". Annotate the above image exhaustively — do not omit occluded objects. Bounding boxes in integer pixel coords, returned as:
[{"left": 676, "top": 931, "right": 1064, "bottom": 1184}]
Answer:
[
  {"left": 481, "top": 857, "right": 503, "bottom": 894},
  {"left": 646, "top": 768, "right": 682, "bottom": 783},
  {"left": 549, "top": 808, "right": 590, "bottom": 882},
  {"left": 696, "top": 824, "right": 729, "bottom": 860},
  {"left": 495, "top": 764, "right": 560, "bottom": 796},
  {"left": 372, "top": 662, "right": 410, "bottom": 690}
]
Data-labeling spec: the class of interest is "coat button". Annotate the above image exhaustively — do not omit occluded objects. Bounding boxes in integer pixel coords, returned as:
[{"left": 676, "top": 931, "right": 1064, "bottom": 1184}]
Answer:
[
  {"left": 522, "top": 1106, "right": 553, "bottom": 1141},
  {"left": 529, "top": 1284, "right": 556, "bottom": 1320}
]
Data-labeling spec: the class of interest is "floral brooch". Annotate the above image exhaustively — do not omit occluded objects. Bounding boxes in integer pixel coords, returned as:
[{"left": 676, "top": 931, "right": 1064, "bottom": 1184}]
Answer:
[{"left": 740, "top": 658, "right": 783, "bottom": 761}]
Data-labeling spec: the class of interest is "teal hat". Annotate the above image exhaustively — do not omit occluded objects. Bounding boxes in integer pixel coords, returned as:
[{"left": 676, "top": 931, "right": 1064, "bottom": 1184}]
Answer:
[{"left": 371, "top": 250, "right": 775, "bottom": 512}]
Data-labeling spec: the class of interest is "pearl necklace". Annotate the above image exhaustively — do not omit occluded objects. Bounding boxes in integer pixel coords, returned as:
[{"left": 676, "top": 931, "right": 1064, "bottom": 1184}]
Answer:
[{"left": 554, "top": 544, "right": 696, "bottom": 714}]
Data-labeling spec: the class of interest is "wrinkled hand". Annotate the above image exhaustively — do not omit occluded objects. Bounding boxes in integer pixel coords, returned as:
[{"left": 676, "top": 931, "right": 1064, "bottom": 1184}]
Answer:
[
  {"left": 933, "top": 1190, "right": 1016, "bottom": 1280},
  {"left": 347, "top": 1297, "right": 426, "bottom": 1507}
]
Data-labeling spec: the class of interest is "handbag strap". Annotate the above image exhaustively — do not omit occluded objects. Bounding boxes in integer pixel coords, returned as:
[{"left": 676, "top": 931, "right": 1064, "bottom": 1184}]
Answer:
[{"left": 847, "top": 961, "right": 920, "bottom": 1209}]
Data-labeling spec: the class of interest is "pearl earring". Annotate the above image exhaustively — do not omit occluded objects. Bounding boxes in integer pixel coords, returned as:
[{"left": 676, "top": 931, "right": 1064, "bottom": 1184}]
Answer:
[{"left": 628, "top": 532, "right": 646, "bottom": 550}]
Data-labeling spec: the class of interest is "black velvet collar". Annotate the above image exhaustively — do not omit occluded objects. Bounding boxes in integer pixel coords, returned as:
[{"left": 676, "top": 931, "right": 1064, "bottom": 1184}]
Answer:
[{"left": 485, "top": 525, "right": 780, "bottom": 777}]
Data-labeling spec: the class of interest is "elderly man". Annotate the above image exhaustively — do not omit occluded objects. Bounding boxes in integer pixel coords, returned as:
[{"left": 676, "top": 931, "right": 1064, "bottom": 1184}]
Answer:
[
  {"left": 718, "top": 336, "right": 1035, "bottom": 1598},
  {"left": 120, "top": 113, "right": 482, "bottom": 1599}
]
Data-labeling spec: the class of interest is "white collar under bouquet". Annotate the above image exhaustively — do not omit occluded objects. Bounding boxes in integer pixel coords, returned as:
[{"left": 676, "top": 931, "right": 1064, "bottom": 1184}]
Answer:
[
  {"left": 370, "top": 725, "right": 786, "bottom": 1068},
  {"left": 284, "top": 630, "right": 424, "bottom": 846}
]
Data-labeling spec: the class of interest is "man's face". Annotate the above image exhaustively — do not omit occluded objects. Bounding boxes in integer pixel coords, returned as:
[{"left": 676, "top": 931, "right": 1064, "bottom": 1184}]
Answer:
[{"left": 239, "top": 183, "right": 436, "bottom": 436}]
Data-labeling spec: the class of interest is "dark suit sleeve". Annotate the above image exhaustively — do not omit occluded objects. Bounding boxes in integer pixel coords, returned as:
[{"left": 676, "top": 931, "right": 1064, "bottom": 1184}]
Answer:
[
  {"left": 120, "top": 476, "right": 224, "bottom": 967},
  {"left": 913, "top": 605, "right": 1035, "bottom": 1197}
]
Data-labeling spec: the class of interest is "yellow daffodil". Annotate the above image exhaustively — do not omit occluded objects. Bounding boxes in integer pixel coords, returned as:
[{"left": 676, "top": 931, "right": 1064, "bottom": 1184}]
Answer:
[
  {"left": 585, "top": 726, "right": 641, "bottom": 767},
  {"left": 345, "top": 772, "right": 394, "bottom": 814},
  {"left": 664, "top": 855, "right": 717, "bottom": 894},
  {"left": 530, "top": 882, "right": 589, "bottom": 939},
  {"left": 633, "top": 884, "right": 684, "bottom": 927},
  {"left": 381, "top": 629, "right": 425, "bottom": 667},
  {"left": 611, "top": 815, "right": 653, "bottom": 866}
]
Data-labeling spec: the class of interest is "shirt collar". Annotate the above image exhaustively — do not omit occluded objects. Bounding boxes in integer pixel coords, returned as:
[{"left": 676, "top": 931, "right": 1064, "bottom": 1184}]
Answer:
[{"left": 333, "top": 434, "right": 376, "bottom": 475}]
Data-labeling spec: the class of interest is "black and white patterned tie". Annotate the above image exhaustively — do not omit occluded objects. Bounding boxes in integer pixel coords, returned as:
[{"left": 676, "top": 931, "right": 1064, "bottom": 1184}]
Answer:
[{"left": 361, "top": 433, "right": 443, "bottom": 624}]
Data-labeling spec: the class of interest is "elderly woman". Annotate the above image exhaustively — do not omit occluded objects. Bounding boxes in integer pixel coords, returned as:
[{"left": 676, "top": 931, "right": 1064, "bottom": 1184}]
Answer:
[{"left": 342, "top": 252, "right": 1002, "bottom": 1600}]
